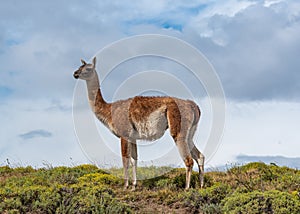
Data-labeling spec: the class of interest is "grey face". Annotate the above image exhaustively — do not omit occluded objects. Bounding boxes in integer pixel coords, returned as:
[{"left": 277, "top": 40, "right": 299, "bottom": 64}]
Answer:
[{"left": 73, "top": 58, "right": 96, "bottom": 80}]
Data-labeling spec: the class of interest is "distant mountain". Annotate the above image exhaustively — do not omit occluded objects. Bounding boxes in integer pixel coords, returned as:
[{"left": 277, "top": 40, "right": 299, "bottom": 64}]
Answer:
[{"left": 235, "top": 154, "right": 300, "bottom": 169}]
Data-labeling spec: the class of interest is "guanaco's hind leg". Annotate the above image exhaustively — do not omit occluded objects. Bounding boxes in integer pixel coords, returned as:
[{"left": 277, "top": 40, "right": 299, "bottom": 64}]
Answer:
[
  {"left": 188, "top": 124, "right": 205, "bottom": 188},
  {"left": 167, "top": 104, "right": 194, "bottom": 190},
  {"left": 191, "top": 146, "right": 205, "bottom": 188},
  {"left": 176, "top": 138, "right": 194, "bottom": 190}
]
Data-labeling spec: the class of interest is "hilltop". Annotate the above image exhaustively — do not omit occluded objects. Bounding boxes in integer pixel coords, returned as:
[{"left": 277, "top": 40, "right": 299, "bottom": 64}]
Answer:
[{"left": 0, "top": 162, "right": 299, "bottom": 213}]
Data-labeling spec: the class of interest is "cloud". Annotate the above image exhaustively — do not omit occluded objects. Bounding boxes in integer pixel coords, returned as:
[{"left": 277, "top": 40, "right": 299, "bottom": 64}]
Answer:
[
  {"left": 207, "top": 100, "right": 300, "bottom": 167},
  {"left": 185, "top": 1, "right": 300, "bottom": 101},
  {"left": 0, "top": 0, "right": 300, "bottom": 167},
  {"left": 1, "top": 0, "right": 299, "bottom": 101},
  {"left": 19, "top": 129, "right": 53, "bottom": 140},
  {"left": 0, "top": 99, "right": 88, "bottom": 167}
]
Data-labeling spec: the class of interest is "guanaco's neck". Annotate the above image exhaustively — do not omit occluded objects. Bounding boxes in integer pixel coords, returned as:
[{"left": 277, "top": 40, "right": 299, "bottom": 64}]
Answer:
[
  {"left": 86, "top": 72, "right": 106, "bottom": 108},
  {"left": 85, "top": 72, "right": 111, "bottom": 126}
]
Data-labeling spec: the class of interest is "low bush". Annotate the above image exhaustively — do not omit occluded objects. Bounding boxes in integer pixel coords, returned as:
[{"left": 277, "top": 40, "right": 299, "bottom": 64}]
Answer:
[
  {"left": 222, "top": 190, "right": 300, "bottom": 214},
  {"left": 0, "top": 162, "right": 299, "bottom": 213},
  {"left": 0, "top": 165, "right": 131, "bottom": 213}
]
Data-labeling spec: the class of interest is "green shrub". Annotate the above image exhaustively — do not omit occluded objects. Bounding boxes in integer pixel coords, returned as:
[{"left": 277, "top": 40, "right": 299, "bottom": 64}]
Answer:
[
  {"left": 78, "top": 173, "right": 120, "bottom": 185},
  {"left": 155, "top": 178, "right": 173, "bottom": 188},
  {"left": 1, "top": 163, "right": 299, "bottom": 213},
  {"left": 202, "top": 182, "right": 231, "bottom": 204},
  {"left": 0, "top": 165, "right": 130, "bottom": 213},
  {"left": 55, "top": 185, "right": 131, "bottom": 213},
  {"left": 0, "top": 166, "right": 13, "bottom": 174},
  {"left": 202, "top": 203, "right": 222, "bottom": 214},
  {"left": 277, "top": 170, "right": 300, "bottom": 191},
  {"left": 222, "top": 190, "right": 300, "bottom": 214},
  {"left": 227, "top": 162, "right": 300, "bottom": 192},
  {"left": 176, "top": 182, "right": 230, "bottom": 213}
]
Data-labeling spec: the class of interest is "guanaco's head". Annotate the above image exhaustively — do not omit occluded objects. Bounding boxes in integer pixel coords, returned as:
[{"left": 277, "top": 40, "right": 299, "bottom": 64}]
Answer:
[{"left": 73, "top": 57, "right": 97, "bottom": 80}]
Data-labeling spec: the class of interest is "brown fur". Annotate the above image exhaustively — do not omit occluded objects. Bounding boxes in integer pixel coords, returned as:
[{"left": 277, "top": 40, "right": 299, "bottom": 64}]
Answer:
[
  {"left": 121, "top": 138, "right": 130, "bottom": 158},
  {"left": 184, "top": 156, "right": 194, "bottom": 168},
  {"left": 74, "top": 57, "right": 205, "bottom": 189}
]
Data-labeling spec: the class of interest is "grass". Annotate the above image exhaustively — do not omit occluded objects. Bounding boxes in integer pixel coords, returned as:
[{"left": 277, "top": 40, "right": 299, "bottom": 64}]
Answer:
[{"left": 0, "top": 162, "right": 299, "bottom": 213}]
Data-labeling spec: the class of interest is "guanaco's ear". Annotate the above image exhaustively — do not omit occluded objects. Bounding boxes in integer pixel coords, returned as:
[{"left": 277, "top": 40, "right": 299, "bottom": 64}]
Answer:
[
  {"left": 81, "top": 59, "right": 87, "bottom": 65},
  {"left": 92, "top": 57, "right": 96, "bottom": 68}
]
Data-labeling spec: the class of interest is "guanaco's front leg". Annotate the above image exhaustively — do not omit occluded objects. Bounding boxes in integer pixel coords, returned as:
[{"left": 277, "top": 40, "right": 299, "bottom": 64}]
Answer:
[{"left": 121, "top": 138, "right": 130, "bottom": 189}]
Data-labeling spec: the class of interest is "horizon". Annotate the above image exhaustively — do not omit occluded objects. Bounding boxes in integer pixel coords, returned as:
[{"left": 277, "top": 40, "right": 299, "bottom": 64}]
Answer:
[{"left": 1, "top": 0, "right": 300, "bottom": 169}]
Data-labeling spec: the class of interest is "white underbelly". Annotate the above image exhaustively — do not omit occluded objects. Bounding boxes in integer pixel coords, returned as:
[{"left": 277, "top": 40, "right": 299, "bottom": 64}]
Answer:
[{"left": 130, "top": 109, "right": 168, "bottom": 141}]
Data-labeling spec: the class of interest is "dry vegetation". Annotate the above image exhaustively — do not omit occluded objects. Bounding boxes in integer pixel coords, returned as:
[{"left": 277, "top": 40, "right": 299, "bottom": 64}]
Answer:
[{"left": 0, "top": 162, "right": 300, "bottom": 213}]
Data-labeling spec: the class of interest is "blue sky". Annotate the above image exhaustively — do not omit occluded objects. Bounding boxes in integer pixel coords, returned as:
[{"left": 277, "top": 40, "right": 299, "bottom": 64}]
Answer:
[{"left": 0, "top": 0, "right": 300, "bottom": 168}]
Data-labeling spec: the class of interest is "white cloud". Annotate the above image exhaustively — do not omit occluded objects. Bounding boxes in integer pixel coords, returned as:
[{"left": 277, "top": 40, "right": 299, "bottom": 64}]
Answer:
[
  {"left": 186, "top": 0, "right": 255, "bottom": 40},
  {"left": 264, "top": 0, "right": 285, "bottom": 7},
  {"left": 184, "top": 2, "right": 300, "bottom": 101},
  {"left": 0, "top": 0, "right": 299, "bottom": 168},
  {"left": 0, "top": 99, "right": 88, "bottom": 167},
  {"left": 1, "top": 0, "right": 299, "bottom": 101},
  {"left": 207, "top": 100, "right": 300, "bottom": 167}
]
